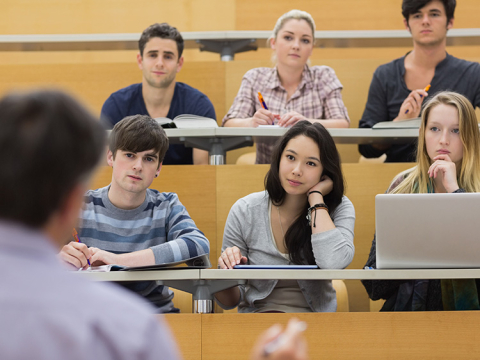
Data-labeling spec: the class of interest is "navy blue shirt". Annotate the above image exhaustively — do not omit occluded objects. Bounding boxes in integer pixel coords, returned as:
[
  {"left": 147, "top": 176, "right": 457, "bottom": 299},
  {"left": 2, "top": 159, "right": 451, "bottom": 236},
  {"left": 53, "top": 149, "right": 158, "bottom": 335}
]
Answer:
[
  {"left": 359, "top": 53, "right": 480, "bottom": 162},
  {"left": 101, "top": 82, "right": 216, "bottom": 165}
]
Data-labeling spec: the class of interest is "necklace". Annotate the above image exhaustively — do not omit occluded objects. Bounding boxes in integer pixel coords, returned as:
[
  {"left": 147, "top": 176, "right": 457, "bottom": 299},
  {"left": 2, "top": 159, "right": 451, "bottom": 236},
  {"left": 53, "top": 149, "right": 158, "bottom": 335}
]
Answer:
[{"left": 276, "top": 205, "right": 286, "bottom": 239}]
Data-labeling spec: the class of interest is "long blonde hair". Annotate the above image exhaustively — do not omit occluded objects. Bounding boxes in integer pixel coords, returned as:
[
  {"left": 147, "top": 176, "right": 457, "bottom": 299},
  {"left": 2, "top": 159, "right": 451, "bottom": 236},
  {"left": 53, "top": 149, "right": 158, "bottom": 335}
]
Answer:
[{"left": 391, "top": 91, "right": 480, "bottom": 194}]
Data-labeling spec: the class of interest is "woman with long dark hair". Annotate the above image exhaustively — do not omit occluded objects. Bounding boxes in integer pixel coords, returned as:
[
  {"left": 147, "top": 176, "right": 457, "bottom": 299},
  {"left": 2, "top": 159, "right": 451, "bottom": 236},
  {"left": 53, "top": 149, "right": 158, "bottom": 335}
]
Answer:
[{"left": 215, "top": 121, "right": 355, "bottom": 312}]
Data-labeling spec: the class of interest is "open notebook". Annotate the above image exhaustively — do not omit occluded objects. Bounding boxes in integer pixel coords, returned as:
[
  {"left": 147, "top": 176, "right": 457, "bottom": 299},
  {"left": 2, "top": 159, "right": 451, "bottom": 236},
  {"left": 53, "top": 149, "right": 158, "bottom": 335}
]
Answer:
[
  {"left": 80, "top": 253, "right": 211, "bottom": 272},
  {"left": 155, "top": 114, "right": 218, "bottom": 129},
  {"left": 375, "top": 193, "right": 480, "bottom": 269}
]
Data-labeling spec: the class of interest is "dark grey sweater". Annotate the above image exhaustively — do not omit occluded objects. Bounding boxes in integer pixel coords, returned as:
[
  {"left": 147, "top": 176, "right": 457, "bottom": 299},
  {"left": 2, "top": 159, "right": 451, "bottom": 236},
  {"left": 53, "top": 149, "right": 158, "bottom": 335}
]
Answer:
[{"left": 359, "top": 53, "right": 480, "bottom": 162}]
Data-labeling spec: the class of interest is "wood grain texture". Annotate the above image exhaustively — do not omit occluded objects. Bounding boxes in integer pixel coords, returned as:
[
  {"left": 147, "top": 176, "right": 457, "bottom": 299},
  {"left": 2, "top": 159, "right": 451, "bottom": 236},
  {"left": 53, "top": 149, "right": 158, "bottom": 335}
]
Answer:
[
  {"left": 1, "top": 0, "right": 478, "bottom": 34},
  {"left": 0, "top": 61, "right": 226, "bottom": 121},
  {"left": 177, "top": 61, "right": 226, "bottom": 124},
  {"left": 342, "top": 163, "right": 412, "bottom": 311},
  {"left": 216, "top": 165, "right": 269, "bottom": 260},
  {"left": 161, "top": 314, "right": 201, "bottom": 360},
  {"left": 171, "top": 289, "right": 194, "bottom": 313},
  {"left": 0, "top": 0, "right": 235, "bottom": 34},
  {"left": 202, "top": 312, "right": 480, "bottom": 360},
  {"left": 235, "top": 0, "right": 480, "bottom": 30}
]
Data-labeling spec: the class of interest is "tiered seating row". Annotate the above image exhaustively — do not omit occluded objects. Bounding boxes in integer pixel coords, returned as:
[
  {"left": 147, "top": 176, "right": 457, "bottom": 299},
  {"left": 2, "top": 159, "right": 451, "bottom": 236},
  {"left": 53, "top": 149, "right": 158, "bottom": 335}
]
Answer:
[{"left": 92, "top": 163, "right": 412, "bottom": 312}]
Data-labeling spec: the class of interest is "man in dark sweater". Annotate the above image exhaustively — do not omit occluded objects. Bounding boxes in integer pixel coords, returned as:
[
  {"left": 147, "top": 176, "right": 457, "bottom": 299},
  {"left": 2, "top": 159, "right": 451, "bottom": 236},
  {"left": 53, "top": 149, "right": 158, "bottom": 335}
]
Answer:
[
  {"left": 359, "top": 0, "right": 480, "bottom": 162},
  {"left": 101, "top": 23, "right": 216, "bottom": 165}
]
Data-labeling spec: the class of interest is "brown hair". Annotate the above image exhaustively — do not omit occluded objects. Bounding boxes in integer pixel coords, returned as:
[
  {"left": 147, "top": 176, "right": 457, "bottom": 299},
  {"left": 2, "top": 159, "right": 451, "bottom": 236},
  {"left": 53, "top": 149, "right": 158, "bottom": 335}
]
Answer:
[
  {"left": 138, "top": 23, "right": 184, "bottom": 58},
  {"left": 0, "top": 90, "right": 105, "bottom": 228},
  {"left": 109, "top": 115, "right": 169, "bottom": 166},
  {"left": 402, "top": 0, "right": 456, "bottom": 25}
]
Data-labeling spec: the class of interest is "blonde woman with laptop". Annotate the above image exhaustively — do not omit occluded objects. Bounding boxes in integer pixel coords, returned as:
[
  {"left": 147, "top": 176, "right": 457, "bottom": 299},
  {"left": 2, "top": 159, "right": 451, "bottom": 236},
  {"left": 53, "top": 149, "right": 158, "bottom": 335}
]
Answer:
[{"left": 363, "top": 91, "right": 480, "bottom": 311}]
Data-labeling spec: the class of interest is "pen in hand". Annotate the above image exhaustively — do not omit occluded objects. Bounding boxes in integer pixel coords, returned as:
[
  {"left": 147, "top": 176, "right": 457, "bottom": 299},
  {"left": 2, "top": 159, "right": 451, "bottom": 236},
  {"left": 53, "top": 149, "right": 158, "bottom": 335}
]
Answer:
[
  {"left": 405, "top": 84, "right": 431, "bottom": 114},
  {"left": 72, "top": 228, "right": 90, "bottom": 266},
  {"left": 258, "top": 92, "right": 268, "bottom": 110},
  {"left": 258, "top": 92, "right": 276, "bottom": 126}
]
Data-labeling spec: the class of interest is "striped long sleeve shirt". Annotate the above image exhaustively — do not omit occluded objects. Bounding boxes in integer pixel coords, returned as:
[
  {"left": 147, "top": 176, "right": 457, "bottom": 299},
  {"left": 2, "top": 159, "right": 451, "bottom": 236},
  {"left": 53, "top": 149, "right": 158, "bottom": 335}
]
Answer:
[{"left": 79, "top": 185, "right": 210, "bottom": 312}]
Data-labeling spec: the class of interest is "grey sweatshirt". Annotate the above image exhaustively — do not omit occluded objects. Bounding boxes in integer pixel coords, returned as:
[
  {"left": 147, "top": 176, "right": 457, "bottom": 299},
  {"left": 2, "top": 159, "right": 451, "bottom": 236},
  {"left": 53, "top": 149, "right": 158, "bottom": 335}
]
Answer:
[{"left": 221, "top": 191, "right": 355, "bottom": 312}]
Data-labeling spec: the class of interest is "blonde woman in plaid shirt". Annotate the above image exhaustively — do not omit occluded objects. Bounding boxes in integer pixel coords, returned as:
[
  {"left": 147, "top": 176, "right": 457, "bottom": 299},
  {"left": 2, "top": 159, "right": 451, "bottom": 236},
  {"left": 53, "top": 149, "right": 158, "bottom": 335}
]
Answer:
[{"left": 222, "top": 10, "right": 350, "bottom": 164}]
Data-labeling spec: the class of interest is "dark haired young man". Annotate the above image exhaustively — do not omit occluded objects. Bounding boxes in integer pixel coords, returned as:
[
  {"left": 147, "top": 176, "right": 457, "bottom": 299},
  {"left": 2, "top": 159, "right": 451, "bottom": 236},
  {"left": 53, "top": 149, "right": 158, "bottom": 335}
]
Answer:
[
  {"left": 0, "top": 90, "right": 180, "bottom": 359},
  {"left": 359, "top": 0, "right": 480, "bottom": 162},
  {"left": 101, "top": 23, "right": 215, "bottom": 165},
  {"left": 60, "top": 114, "right": 210, "bottom": 313}
]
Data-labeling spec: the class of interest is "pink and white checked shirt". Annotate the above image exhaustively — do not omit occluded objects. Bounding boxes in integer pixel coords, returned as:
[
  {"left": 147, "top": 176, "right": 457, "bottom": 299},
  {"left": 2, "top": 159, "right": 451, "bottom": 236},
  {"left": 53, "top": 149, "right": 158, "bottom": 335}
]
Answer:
[{"left": 223, "top": 65, "right": 349, "bottom": 164}]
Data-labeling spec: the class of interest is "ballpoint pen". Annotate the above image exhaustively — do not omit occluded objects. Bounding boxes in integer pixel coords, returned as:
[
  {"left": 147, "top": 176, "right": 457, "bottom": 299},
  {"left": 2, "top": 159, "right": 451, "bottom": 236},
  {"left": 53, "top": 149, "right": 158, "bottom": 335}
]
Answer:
[
  {"left": 72, "top": 228, "right": 90, "bottom": 266},
  {"left": 258, "top": 92, "right": 276, "bottom": 125},
  {"left": 405, "top": 84, "right": 431, "bottom": 114},
  {"left": 258, "top": 92, "right": 269, "bottom": 110}
]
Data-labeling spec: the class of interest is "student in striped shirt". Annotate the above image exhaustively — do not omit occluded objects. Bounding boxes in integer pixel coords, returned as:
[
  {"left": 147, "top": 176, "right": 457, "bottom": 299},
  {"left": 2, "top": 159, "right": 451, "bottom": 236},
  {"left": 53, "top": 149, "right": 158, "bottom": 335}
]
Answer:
[{"left": 59, "top": 115, "right": 210, "bottom": 312}]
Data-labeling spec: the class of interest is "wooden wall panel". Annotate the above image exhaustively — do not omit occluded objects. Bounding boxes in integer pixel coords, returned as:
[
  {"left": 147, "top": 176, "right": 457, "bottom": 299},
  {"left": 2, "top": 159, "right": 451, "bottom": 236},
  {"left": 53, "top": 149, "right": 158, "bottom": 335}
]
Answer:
[
  {"left": 215, "top": 165, "right": 269, "bottom": 261},
  {"left": 177, "top": 61, "right": 226, "bottom": 124},
  {"left": 0, "top": 63, "right": 139, "bottom": 115},
  {"left": 1, "top": 0, "right": 478, "bottom": 34},
  {"left": 0, "top": 61, "right": 226, "bottom": 121},
  {"left": 202, "top": 312, "right": 480, "bottom": 360},
  {"left": 236, "top": 0, "right": 480, "bottom": 31},
  {"left": 342, "top": 163, "right": 412, "bottom": 311},
  {"left": 0, "top": 0, "right": 236, "bottom": 34},
  {"left": 162, "top": 314, "right": 201, "bottom": 360},
  {"left": 237, "top": 0, "right": 404, "bottom": 31}
]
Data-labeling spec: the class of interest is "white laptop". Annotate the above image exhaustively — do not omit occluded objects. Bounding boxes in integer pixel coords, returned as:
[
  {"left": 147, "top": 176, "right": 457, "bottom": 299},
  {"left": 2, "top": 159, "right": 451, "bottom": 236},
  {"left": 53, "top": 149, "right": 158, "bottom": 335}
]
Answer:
[{"left": 375, "top": 193, "right": 480, "bottom": 269}]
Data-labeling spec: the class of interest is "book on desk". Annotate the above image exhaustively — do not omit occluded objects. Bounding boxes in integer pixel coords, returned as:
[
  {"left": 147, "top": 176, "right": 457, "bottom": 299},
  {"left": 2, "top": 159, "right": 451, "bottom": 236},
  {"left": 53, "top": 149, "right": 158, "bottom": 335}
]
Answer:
[
  {"left": 80, "top": 253, "right": 211, "bottom": 272},
  {"left": 155, "top": 114, "right": 218, "bottom": 129},
  {"left": 372, "top": 118, "right": 421, "bottom": 129},
  {"left": 372, "top": 118, "right": 480, "bottom": 130}
]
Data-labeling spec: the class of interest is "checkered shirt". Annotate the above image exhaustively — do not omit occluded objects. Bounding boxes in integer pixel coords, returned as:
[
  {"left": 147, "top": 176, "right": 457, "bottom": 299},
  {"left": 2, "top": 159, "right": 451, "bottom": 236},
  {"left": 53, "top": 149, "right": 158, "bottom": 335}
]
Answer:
[{"left": 222, "top": 65, "right": 349, "bottom": 163}]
